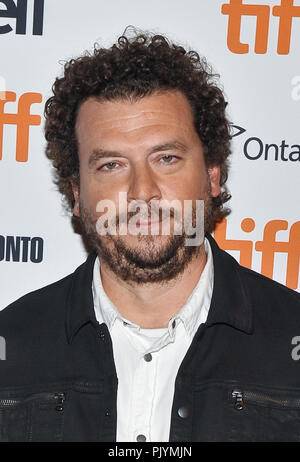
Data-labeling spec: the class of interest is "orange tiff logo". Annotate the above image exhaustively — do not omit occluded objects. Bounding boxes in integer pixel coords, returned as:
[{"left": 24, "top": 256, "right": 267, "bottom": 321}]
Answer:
[
  {"left": 0, "top": 91, "right": 42, "bottom": 162},
  {"left": 214, "top": 218, "right": 300, "bottom": 290},
  {"left": 221, "top": 0, "right": 300, "bottom": 54}
]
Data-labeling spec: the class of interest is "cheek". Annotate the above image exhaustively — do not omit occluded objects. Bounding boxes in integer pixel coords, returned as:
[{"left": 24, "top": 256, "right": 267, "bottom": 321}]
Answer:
[
  {"left": 79, "top": 170, "right": 105, "bottom": 201},
  {"left": 171, "top": 170, "right": 208, "bottom": 200},
  {"left": 80, "top": 182, "right": 124, "bottom": 220},
  {"left": 181, "top": 156, "right": 208, "bottom": 193}
]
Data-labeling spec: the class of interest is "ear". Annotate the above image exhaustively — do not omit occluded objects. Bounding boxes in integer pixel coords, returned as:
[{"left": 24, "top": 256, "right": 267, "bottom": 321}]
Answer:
[
  {"left": 208, "top": 165, "right": 221, "bottom": 198},
  {"left": 70, "top": 179, "right": 80, "bottom": 217}
]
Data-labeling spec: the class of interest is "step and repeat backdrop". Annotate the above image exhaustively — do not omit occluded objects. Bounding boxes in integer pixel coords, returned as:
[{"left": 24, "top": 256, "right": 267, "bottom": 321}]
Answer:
[{"left": 0, "top": 0, "right": 299, "bottom": 309}]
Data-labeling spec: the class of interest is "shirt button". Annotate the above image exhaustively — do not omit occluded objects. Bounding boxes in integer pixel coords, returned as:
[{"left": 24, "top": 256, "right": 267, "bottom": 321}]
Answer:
[
  {"left": 172, "top": 319, "right": 176, "bottom": 329},
  {"left": 136, "top": 434, "right": 146, "bottom": 442},
  {"left": 178, "top": 406, "right": 189, "bottom": 418},
  {"left": 144, "top": 353, "right": 152, "bottom": 362}
]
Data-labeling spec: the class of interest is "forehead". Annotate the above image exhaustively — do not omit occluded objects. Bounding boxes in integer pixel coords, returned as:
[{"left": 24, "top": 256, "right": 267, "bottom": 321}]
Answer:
[{"left": 75, "top": 90, "right": 196, "bottom": 144}]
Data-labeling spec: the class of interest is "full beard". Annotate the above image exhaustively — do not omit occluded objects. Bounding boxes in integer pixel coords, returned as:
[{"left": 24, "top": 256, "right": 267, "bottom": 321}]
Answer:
[{"left": 79, "top": 190, "right": 213, "bottom": 285}]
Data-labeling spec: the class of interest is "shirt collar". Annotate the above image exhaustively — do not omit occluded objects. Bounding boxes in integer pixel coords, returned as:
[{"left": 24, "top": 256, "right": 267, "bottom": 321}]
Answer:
[
  {"left": 65, "top": 233, "right": 253, "bottom": 344},
  {"left": 171, "top": 238, "right": 214, "bottom": 337},
  {"left": 92, "top": 256, "right": 122, "bottom": 330}
]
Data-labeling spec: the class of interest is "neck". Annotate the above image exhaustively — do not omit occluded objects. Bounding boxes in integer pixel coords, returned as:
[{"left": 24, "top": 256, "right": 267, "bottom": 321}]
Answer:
[{"left": 98, "top": 243, "right": 207, "bottom": 329}]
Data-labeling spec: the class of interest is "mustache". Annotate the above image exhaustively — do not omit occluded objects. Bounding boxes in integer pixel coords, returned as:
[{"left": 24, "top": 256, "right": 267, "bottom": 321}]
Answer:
[
  {"left": 80, "top": 198, "right": 201, "bottom": 230},
  {"left": 116, "top": 206, "right": 176, "bottom": 224}
]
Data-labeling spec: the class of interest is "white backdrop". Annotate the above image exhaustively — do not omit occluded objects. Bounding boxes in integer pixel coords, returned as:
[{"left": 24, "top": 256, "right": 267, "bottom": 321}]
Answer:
[{"left": 0, "top": 0, "right": 299, "bottom": 309}]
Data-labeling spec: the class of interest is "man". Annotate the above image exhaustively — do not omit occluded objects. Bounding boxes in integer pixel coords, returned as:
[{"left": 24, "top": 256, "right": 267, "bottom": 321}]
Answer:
[{"left": 0, "top": 30, "right": 300, "bottom": 443}]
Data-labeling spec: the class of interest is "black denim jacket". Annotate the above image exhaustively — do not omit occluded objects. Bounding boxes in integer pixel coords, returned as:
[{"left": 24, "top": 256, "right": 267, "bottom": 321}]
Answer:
[{"left": 0, "top": 234, "right": 300, "bottom": 442}]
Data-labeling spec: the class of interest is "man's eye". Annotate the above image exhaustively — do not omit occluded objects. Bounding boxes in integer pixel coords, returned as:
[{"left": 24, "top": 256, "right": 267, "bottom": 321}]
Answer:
[
  {"left": 159, "top": 155, "right": 178, "bottom": 164},
  {"left": 98, "top": 162, "right": 119, "bottom": 171}
]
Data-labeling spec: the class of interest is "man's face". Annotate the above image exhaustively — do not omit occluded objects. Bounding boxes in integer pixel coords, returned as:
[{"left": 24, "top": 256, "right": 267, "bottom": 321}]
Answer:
[{"left": 73, "top": 90, "right": 220, "bottom": 284}]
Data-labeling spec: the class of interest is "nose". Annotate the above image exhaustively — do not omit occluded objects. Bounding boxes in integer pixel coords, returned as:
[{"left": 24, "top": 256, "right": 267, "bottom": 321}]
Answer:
[{"left": 127, "top": 163, "right": 162, "bottom": 204}]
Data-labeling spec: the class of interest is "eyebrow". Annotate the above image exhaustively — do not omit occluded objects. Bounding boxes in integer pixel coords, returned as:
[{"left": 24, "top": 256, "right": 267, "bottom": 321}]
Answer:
[{"left": 88, "top": 141, "right": 188, "bottom": 168}]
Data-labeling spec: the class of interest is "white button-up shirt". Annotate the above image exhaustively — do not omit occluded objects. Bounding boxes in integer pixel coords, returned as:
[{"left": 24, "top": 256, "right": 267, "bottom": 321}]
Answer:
[{"left": 92, "top": 237, "right": 214, "bottom": 442}]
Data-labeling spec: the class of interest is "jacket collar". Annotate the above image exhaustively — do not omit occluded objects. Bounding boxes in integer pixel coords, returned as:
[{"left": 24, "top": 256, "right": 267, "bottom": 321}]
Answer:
[
  {"left": 205, "top": 233, "right": 253, "bottom": 334},
  {"left": 65, "top": 250, "right": 98, "bottom": 344},
  {"left": 65, "top": 233, "right": 253, "bottom": 344}
]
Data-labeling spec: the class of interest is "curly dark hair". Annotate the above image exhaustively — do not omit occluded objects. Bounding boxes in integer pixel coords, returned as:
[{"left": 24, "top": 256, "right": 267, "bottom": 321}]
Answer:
[{"left": 44, "top": 28, "right": 231, "bottom": 233}]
